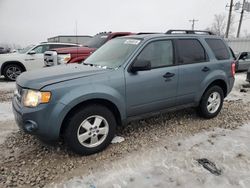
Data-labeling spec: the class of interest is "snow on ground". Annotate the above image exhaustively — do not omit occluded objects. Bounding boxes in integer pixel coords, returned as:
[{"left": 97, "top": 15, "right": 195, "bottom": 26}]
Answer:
[
  {"left": 51, "top": 123, "right": 250, "bottom": 188},
  {"left": 0, "top": 77, "right": 15, "bottom": 91},
  {"left": 226, "top": 73, "right": 250, "bottom": 103},
  {"left": 0, "top": 102, "right": 14, "bottom": 121},
  {"left": 0, "top": 102, "right": 17, "bottom": 144}
]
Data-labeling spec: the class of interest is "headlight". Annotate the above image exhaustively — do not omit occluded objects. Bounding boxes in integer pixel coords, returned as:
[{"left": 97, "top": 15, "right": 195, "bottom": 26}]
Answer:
[
  {"left": 57, "top": 54, "right": 71, "bottom": 65},
  {"left": 23, "top": 90, "right": 51, "bottom": 107}
]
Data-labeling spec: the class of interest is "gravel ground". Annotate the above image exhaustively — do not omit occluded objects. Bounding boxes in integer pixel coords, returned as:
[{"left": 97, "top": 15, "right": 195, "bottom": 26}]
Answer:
[
  {"left": 0, "top": 100, "right": 250, "bottom": 188},
  {"left": 0, "top": 74, "right": 250, "bottom": 187}
]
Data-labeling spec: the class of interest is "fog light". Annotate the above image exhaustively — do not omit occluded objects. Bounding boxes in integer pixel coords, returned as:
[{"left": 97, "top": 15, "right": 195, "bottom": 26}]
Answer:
[{"left": 24, "top": 120, "right": 38, "bottom": 133}]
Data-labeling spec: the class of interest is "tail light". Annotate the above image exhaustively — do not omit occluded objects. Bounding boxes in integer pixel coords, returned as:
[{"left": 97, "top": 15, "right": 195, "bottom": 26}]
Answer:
[{"left": 231, "top": 61, "right": 236, "bottom": 77}]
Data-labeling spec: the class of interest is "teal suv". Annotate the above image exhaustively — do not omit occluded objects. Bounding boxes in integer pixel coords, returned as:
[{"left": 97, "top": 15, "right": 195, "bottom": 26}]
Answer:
[{"left": 13, "top": 30, "right": 235, "bottom": 155}]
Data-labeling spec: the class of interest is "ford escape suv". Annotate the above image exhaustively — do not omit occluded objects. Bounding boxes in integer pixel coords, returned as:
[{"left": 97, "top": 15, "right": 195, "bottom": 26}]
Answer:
[{"left": 13, "top": 30, "right": 235, "bottom": 155}]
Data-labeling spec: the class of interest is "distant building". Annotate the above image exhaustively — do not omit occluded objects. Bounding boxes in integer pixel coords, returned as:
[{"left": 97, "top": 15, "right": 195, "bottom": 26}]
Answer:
[
  {"left": 226, "top": 38, "right": 250, "bottom": 54},
  {"left": 47, "top": 35, "right": 92, "bottom": 45}
]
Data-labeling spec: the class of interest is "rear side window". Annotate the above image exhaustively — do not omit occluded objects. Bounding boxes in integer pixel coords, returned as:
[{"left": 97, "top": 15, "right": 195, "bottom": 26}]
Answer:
[
  {"left": 176, "top": 39, "right": 207, "bottom": 64},
  {"left": 205, "top": 39, "right": 230, "bottom": 60},
  {"left": 49, "top": 44, "right": 77, "bottom": 49}
]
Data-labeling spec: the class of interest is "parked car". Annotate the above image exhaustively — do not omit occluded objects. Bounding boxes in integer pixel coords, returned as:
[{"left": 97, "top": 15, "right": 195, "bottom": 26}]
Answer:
[
  {"left": 13, "top": 30, "right": 235, "bottom": 155},
  {"left": 0, "top": 42, "right": 80, "bottom": 81},
  {"left": 0, "top": 47, "right": 10, "bottom": 54},
  {"left": 44, "top": 32, "right": 132, "bottom": 66},
  {"left": 236, "top": 52, "right": 250, "bottom": 71}
]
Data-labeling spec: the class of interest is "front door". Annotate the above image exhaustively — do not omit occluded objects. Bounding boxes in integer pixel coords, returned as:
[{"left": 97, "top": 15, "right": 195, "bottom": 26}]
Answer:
[
  {"left": 125, "top": 40, "right": 178, "bottom": 117},
  {"left": 25, "top": 44, "right": 49, "bottom": 70}
]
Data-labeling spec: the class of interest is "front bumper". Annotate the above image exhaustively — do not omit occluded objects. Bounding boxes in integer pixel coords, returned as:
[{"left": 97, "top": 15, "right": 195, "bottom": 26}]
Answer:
[{"left": 12, "top": 97, "right": 65, "bottom": 140}]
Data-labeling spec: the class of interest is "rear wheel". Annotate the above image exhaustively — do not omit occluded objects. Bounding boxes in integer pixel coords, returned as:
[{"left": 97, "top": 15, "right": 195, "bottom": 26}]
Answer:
[
  {"left": 3, "top": 64, "right": 23, "bottom": 81},
  {"left": 198, "top": 86, "right": 224, "bottom": 119},
  {"left": 64, "top": 104, "right": 116, "bottom": 155}
]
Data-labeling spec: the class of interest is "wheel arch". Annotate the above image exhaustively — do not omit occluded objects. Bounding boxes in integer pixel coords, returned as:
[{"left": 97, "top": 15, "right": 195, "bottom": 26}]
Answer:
[
  {"left": 1, "top": 61, "right": 26, "bottom": 75},
  {"left": 203, "top": 79, "right": 228, "bottom": 98},
  {"left": 60, "top": 98, "right": 122, "bottom": 136}
]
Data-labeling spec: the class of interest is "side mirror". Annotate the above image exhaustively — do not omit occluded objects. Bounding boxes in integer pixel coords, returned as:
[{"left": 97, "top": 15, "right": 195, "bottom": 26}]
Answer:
[
  {"left": 130, "top": 59, "right": 151, "bottom": 72},
  {"left": 28, "top": 50, "right": 36, "bottom": 55},
  {"left": 239, "top": 52, "right": 248, "bottom": 60}
]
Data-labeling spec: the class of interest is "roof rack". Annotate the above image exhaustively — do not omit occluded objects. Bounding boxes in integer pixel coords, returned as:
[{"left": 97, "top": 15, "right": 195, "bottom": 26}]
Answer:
[{"left": 166, "top": 30, "right": 215, "bottom": 35}]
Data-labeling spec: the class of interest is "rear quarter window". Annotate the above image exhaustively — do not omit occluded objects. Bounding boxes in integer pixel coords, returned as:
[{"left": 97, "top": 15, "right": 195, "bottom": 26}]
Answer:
[{"left": 205, "top": 39, "right": 230, "bottom": 60}]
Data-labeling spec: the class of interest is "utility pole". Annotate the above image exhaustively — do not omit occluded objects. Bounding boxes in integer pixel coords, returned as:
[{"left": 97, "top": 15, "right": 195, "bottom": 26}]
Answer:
[
  {"left": 225, "top": 0, "right": 234, "bottom": 38},
  {"left": 189, "top": 19, "right": 198, "bottom": 30},
  {"left": 237, "top": 0, "right": 246, "bottom": 38}
]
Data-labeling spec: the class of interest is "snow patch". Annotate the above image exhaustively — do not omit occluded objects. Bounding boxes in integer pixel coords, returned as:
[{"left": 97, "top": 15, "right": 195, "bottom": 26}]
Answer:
[
  {"left": 51, "top": 123, "right": 250, "bottom": 188},
  {"left": 0, "top": 102, "right": 14, "bottom": 121},
  {"left": 111, "top": 136, "right": 125, "bottom": 144},
  {"left": 226, "top": 73, "right": 250, "bottom": 103}
]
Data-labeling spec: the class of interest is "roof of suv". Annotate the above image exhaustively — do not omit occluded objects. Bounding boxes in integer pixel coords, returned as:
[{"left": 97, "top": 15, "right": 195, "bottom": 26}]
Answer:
[
  {"left": 122, "top": 33, "right": 220, "bottom": 40},
  {"left": 122, "top": 30, "right": 220, "bottom": 40}
]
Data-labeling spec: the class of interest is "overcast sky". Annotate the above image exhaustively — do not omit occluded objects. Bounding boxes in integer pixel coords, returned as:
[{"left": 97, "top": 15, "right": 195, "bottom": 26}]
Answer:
[{"left": 0, "top": 0, "right": 250, "bottom": 47}]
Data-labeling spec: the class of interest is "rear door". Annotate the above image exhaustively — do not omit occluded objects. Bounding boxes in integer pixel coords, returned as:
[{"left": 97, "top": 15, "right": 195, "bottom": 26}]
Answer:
[
  {"left": 175, "top": 38, "right": 211, "bottom": 105},
  {"left": 125, "top": 39, "right": 178, "bottom": 116}
]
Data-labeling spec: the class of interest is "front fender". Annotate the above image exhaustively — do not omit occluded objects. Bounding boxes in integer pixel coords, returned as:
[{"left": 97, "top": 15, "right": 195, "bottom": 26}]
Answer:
[{"left": 55, "top": 84, "right": 126, "bottom": 128}]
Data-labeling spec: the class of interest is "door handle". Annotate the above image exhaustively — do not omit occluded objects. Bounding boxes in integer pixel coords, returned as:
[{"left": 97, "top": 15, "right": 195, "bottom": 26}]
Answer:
[
  {"left": 163, "top": 72, "right": 175, "bottom": 78},
  {"left": 202, "top": 67, "right": 210, "bottom": 72}
]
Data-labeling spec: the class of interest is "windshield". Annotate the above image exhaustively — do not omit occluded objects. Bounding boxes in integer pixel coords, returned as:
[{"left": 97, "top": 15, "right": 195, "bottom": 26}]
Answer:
[
  {"left": 18, "top": 44, "right": 35, "bottom": 53},
  {"left": 84, "top": 38, "right": 141, "bottom": 69},
  {"left": 83, "top": 34, "right": 109, "bottom": 48}
]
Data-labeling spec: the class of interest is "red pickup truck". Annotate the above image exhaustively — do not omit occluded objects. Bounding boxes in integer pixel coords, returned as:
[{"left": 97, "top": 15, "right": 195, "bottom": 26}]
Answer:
[{"left": 44, "top": 32, "right": 132, "bottom": 66}]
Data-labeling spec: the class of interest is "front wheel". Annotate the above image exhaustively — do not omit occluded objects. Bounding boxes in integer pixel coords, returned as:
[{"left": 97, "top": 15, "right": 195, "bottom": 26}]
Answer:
[
  {"left": 64, "top": 104, "right": 116, "bottom": 155},
  {"left": 198, "top": 86, "right": 224, "bottom": 119},
  {"left": 3, "top": 64, "right": 23, "bottom": 81}
]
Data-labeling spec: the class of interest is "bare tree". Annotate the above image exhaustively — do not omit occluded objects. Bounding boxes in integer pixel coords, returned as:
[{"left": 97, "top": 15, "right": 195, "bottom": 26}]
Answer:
[
  {"left": 208, "top": 14, "right": 235, "bottom": 37},
  {"left": 210, "top": 14, "right": 226, "bottom": 37}
]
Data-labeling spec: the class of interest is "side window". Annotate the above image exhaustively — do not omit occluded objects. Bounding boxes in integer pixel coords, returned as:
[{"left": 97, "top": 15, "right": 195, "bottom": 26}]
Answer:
[
  {"left": 176, "top": 39, "right": 207, "bottom": 64},
  {"left": 136, "top": 40, "right": 173, "bottom": 68},
  {"left": 32, "top": 45, "right": 49, "bottom": 54},
  {"left": 49, "top": 44, "right": 76, "bottom": 49},
  {"left": 205, "top": 39, "right": 230, "bottom": 60},
  {"left": 49, "top": 44, "right": 62, "bottom": 49},
  {"left": 32, "top": 45, "right": 43, "bottom": 53}
]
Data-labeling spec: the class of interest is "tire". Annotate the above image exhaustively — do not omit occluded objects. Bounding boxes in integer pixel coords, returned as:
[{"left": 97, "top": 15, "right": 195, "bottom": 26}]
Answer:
[
  {"left": 64, "top": 104, "right": 116, "bottom": 155},
  {"left": 198, "top": 86, "right": 224, "bottom": 119},
  {"left": 3, "top": 64, "right": 23, "bottom": 81}
]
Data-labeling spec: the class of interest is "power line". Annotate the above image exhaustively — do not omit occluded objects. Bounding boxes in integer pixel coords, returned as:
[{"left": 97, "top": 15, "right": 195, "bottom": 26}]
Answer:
[{"left": 189, "top": 19, "right": 199, "bottom": 30}]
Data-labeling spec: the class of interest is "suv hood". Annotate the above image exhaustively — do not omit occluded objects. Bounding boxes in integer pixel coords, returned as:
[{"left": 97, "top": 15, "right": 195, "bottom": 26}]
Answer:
[{"left": 17, "top": 64, "right": 109, "bottom": 90}]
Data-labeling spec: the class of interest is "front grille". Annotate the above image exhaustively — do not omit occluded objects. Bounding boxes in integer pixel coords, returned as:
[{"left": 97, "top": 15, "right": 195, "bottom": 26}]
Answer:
[{"left": 44, "top": 51, "right": 57, "bottom": 66}]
